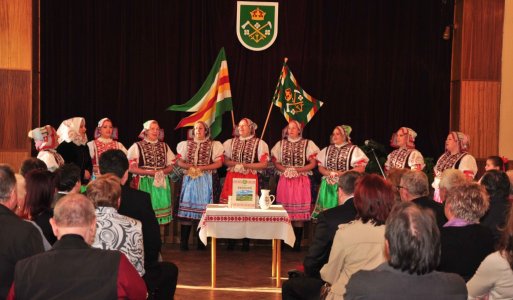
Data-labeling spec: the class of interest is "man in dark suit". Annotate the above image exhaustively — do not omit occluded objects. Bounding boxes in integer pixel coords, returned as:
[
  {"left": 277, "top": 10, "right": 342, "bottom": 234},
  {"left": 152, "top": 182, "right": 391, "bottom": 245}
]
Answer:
[
  {"left": 0, "top": 164, "right": 44, "bottom": 299},
  {"left": 282, "top": 170, "right": 363, "bottom": 300},
  {"left": 100, "top": 149, "right": 178, "bottom": 300},
  {"left": 399, "top": 170, "right": 447, "bottom": 229}
]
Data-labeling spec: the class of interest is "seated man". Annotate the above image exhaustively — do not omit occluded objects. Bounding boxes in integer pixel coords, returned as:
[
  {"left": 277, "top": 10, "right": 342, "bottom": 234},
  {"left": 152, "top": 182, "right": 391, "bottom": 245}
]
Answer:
[
  {"left": 100, "top": 149, "right": 178, "bottom": 299},
  {"left": 0, "top": 164, "right": 44, "bottom": 299},
  {"left": 399, "top": 170, "right": 447, "bottom": 228},
  {"left": 8, "top": 193, "right": 146, "bottom": 299},
  {"left": 282, "top": 171, "right": 362, "bottom": 300},
  {"left": 345, "top": 202, "right": 467, "bottom": 299},
  {"left": 87, "top": 174, "right": 145, "bottom": 276},
  {"left": 52, "top": 163, "right": 82, "bottom": 207}
]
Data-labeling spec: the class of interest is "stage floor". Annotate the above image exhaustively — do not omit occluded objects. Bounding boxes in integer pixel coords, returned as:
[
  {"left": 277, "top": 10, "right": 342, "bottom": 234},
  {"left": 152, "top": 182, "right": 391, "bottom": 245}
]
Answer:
[{"left": 162, "top": 240, "right": 306, "bottom": 299}]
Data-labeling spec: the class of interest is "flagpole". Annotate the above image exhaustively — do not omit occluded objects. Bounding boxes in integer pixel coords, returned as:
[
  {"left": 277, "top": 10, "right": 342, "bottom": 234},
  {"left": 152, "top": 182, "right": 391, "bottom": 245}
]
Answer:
[
  {"left": 261, "top": 57, "right": 288, "bottom": 141},
  {"left": 231, "top": 111, "right": 236, "bottom": 129}
]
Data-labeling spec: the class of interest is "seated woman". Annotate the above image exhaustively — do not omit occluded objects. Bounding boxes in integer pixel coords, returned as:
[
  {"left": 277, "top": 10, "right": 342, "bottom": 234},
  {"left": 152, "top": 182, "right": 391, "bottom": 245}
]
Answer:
[
  {"left": 320, "top": 174, "right": 395, "bottom": 299},
  {"left": 438, "top": 182, "right": 494, "bottom": 281},
  {"left": 467, "top": 202, "right": 513, "bottom": 299},
  {"left": 480, "top": 170, "right": 511, "bottom": 243}
]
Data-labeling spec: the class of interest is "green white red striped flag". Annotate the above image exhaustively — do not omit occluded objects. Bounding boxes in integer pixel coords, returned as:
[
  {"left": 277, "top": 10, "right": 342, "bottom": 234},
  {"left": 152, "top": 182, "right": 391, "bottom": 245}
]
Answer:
[
  {"left": 272, "top": 60, "right": 323, "bottom": 124},
  {"left": 167, "top": 48, "right": 233, "bottom": 138}
]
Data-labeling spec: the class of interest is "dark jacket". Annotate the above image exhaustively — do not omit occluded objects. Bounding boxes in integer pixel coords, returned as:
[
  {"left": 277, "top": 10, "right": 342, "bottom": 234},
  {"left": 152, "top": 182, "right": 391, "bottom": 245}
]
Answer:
[{"left": 412, "top": 196, "right": 447, "bottom": 229}]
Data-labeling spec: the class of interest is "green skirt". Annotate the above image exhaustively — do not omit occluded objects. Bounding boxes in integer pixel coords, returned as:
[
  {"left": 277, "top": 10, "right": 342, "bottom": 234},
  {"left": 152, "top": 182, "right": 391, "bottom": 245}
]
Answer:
[
  {"left": 139, "top": 176, "right": 172, "bottom": 225},
  {"left": 311, "top": 178, "right": 338, "bottom": 219}
]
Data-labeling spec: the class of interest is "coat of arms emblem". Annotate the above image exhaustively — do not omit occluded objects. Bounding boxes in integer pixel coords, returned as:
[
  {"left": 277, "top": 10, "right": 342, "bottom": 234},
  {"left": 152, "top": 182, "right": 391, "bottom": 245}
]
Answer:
[{"left": 236, "top": 1, "right": 279, "bottom": 51}]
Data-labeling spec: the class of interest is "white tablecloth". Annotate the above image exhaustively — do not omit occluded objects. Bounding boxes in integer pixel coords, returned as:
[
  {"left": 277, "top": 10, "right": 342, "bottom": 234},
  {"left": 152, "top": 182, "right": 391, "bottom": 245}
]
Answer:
[{"left": 198, "top": 204, "right": 295, "bottom": 247}]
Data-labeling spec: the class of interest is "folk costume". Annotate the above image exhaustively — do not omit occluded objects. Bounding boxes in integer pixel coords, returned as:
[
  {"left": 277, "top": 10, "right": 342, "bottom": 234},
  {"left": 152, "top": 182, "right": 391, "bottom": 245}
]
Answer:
[
  {"left": 176, "top": 125, "right": 224, "bottom": 221},
  {"left": 28, "top": 125, "right": 64, "bottom": 172},
  {"left": 432, "top": 131, "right": 477, "bottom": 202},
  {"left": 384, "top": 127, "right": 425, "bottom": 171},
  {"left": 220, "top": 119, "right": 269, "bottom": 204},
  {"left": 56, "top": 117, "right": 93, "bottom": 184},
  {"left": 271, "top": 121, "right": 320, "bottom": 221},
  {"left": 87, "top": 118, "right": 127, "bottom": 178},
  {"left": 127, "top": 120, "right": 175, "bottom": 225},
  {"left": 312, "top": 125, "right": 367, "bottom": 218}
]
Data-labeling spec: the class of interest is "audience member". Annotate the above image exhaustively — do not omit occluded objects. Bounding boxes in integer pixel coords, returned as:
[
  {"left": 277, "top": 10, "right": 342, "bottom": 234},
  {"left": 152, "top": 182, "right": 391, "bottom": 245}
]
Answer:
[
  {"left": 386, "top": 168, "right": 408, "bottom": 202},
  {"left": 52, "top": 163, "right": 81, "bottom": 207},
  {"left": 467, "top": 203, "right": 513, "bottom": 299},
  {"left": 480, "top": 170, "right": 511, "bottom": 243},
  {"left": 399, "top": 170, "right": 447, "bottom": 228},
  {"left": 345, "top": 202, "right": 467, "bottom": 299},
  {"left": 438, "top": 182, "right": 494, "bottom": 281},
  {"left": 7, "top": 193, "right": 146, "bottom": 299},
  {"left": 485, "top": 155, "right": 507, "bottom": 172},
  {"left": 320, "top": 174, "right": 395, "bottom": 299},
  {"left": 0, "top": 164, "right": 44, "bottom": 299},
  {"left": 100, "top": 149, "right": 178, "bottom": 300},
  {"left": 87, "top": 174, "right": 145, "bottom": 276},
  {"left": 23, "top": 170, "right": 56, "bottom": 244},
  {"left": 19, "top": 158, "right": 47, "bottom": 177},
  {"left": 438, "top": 168, "right": 467, "bottom": 202},
  {"left": 282, "top": 171, "right": 362, "bottom": 300}
]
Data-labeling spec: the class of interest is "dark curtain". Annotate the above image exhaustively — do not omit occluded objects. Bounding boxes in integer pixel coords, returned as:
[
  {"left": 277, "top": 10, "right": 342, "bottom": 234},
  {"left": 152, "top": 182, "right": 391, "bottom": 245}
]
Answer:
[{"left": 40, "top": 0, "right": 454, "bottom": 159}]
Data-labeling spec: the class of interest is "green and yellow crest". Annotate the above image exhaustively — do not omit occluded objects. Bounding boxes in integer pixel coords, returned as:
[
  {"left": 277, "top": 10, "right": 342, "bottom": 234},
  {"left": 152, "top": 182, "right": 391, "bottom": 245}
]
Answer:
[{"left": 236, "top": 1, "right": 278, "bottom": 51}]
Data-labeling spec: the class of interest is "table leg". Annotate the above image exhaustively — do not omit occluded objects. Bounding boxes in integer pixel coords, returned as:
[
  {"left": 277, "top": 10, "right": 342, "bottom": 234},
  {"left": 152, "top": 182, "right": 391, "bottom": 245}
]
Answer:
[
  {"left": 276, "top": 239, "right": 281, "bottom": 288},
  {"left": 272, "top": 239, "right": 277, "bottom": 277},
  {"left": 211, "top": 237, "right": 216, "bottom": 288}
]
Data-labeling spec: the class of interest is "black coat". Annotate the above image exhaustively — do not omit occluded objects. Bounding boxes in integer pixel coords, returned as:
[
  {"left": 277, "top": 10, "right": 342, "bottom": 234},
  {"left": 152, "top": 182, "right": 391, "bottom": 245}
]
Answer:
[{"left": 412, "top": 196, "right": 447, "bottom": 229}]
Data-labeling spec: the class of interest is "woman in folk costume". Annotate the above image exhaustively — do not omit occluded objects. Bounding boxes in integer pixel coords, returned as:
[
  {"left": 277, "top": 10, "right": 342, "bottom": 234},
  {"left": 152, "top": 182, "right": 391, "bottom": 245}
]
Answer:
[
  {"left": 220, "top": 118, "right": 270, "bottom": 203},
  {"left": 272, "top": 120, "right": 320, "bottom": 251},
  {"left": 432, "top": 131, "right": 477, "bottom": 202},
  {"left": 311, "top": 125, "right": 368, "bottom": 218},
  {"left": 384, "top": 127, "right": 425, "bottom": 172},
  {"left": 127, "top": 120, "right": 176, "bottom": 225},
  {"left": 28, "top": 125, "right": 65, "bottom": 172},
  {"left": 176, "top": 121, "right": 224, "bottom": 251},
  {"left": 87, "top": 118, "right": 127, "bottom": 179},
  {"left": 56, "top": 117, "right": 93, "bottom": 184}
]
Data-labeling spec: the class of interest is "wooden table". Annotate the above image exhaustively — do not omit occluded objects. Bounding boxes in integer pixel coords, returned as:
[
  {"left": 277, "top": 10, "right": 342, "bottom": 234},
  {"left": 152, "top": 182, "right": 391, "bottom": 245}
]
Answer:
[{"left": 198, "top": 204, "right": 295, "bottom": 288}]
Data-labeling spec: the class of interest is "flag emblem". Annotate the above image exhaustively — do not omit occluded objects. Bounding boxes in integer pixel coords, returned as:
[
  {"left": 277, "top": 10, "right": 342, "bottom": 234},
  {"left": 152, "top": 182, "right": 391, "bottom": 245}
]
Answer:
[
  {"left": 272, "top": 60, "right": 323, "bottom": 124},
  {"left": 237, "top": 1, "right": 278, "bottom": 51}
]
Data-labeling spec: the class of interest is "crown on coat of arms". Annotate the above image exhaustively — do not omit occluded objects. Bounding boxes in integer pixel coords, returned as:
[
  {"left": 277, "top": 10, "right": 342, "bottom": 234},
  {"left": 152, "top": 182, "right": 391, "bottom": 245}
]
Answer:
[{"left": 250, "top": 7, "right": 265, "bottom": 21}]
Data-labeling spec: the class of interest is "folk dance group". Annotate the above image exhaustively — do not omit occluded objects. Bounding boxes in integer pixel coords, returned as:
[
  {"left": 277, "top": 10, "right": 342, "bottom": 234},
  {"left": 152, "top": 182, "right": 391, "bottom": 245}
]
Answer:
[{"left": 29, "top": 116, "right": 480, "bottom": 251}]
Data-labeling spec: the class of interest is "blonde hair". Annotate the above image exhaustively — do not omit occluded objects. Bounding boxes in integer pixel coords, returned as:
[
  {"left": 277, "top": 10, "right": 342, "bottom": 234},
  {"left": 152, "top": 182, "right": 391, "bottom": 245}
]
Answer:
[{"left": 86, "top": 174, "right": 121, "bottom": 208}]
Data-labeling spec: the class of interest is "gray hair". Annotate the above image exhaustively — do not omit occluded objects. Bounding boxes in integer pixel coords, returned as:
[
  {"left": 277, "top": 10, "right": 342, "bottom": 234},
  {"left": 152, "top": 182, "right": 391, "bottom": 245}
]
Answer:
[
  {"left": 0, "top": 164, "right": 16, "bottom": 202},
  {"left": 439, "top": 169, "right": 467, "bottom": 192},
  {"left": 53, "top": 193, "right": 96, "bottom": 227},
  {"left": 338, "top": 170, "right": 363, "bottom": 195},
  {"left": 445, "top": 182, "right": 489, "bottom": 222},
  {"left": 400, "top": 170, "right": 429, "bottom": 198}
]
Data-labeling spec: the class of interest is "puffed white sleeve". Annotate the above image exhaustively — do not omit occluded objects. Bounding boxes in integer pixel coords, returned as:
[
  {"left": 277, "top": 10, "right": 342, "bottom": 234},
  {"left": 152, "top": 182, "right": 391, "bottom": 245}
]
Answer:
[
  {"left": 223, "top": 139, "right": 233, "bottom": 159},
  {"left": 127, "top": 143, "right": 140, "bottom": 165},
  {"left": 87, "top": 141, "right": 96, "bottom": 160},
  {"left": 211, "top": 141, "right": 224, "bottom": 161},
  {"left": 350, "top": 146, "right": 369, "bottom": 168},
  {"left": 165, "top": 143, "right": 176, "bottom": 166},
  {"left": 37, "top": 151, "right": 59, "bottom": 172},
  {"left": 458, "top": 154, "right": 478, "bottom": 179},
  {"left": 271, "top": 141, "right": 282, "bottom": 162},
  {"left": 257, "top": 140, "right": 270, "bottom": 162},
  {"left": 176, "top": 141, "right": 188, "bottom": 159},
  {"left": 384, "top": 152, "right": 393, "bottom": 171},
  {"left": 317, "top": 148, "right": 328, "bottom": 167},
  {"left": 407, "top": 149, "right": 425, "bottom": 170},
  {"left": 306, "top": 140, "right": 320, "bottom": 160},
  {"left": 117, "top": 142, "right": 128, "bottom": 155}
]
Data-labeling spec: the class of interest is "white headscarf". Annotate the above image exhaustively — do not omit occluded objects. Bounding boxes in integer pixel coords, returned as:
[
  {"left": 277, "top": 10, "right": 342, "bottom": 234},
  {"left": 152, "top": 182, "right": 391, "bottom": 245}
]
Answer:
[{"left": 57, "top": 117, "right": 88, "bottom": 146}]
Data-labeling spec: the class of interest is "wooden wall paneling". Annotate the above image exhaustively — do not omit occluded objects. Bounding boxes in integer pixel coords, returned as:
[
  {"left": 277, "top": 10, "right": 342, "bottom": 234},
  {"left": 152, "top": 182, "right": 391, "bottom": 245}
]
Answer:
[
  {"left": 0, "top": 0, "right": 32, "bottom": 70},
  {"left": 458, "top": 80, "right": 501, "bottom": 158},
  {"left": 0, "top": 69, "right": 32, "bottom": 150},
  {"left": 460, "top": 0, "right": 504, "bottom": 80},
  {"left": 0, "top": 151, "right": 30, "bottom": 171}
]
